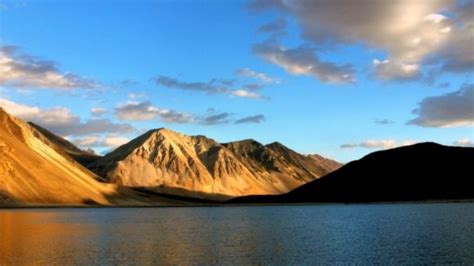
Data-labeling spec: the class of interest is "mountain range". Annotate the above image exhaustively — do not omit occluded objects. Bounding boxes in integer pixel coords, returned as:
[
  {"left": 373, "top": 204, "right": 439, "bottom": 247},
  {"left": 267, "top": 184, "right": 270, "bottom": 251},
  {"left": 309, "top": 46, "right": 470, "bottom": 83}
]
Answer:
[
  {"left": 0, "top": 108, "right": 341, "bottom": 205},
  {"left": 88, "top": 128, "right": 340, "bottom": 198},
  {"left": 0, "top": 108, "right": 472, "bottom": 206}
]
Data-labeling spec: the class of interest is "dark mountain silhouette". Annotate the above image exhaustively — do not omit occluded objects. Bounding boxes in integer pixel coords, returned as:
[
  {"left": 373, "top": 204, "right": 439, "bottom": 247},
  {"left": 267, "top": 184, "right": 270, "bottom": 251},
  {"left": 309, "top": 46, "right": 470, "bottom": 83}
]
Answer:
[{"left": 231, "top": 143, "right": 474, "bottom": 203}]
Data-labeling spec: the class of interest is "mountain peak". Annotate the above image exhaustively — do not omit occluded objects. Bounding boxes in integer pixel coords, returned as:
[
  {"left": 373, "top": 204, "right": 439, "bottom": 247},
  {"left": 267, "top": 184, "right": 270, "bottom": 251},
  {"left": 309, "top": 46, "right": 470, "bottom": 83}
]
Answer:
[
  {"left": 224, "top": 139, "right": 263, "bottom": 148},
  {"left": 266, "top": 141, "right": 287, "bottom": 149},
  {"left": 147, "top": 127, "right": 173, "bottom": 135}
]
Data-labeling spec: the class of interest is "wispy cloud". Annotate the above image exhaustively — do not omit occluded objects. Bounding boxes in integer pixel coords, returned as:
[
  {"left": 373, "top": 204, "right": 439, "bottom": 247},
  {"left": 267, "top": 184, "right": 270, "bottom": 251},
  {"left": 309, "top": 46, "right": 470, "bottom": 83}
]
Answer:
[
  {"left": 201, "top": 112, "right": 232, "bottom": 125},
  {"left": 236, "top": 67, "right": 281, "bottom": 84},
  {"left": 155, "top": 75, "right": 266, "bottom": 99},
  {"left": 253, "top": 42, "right": 355, "bottom": 84},
  {"left": 234, "top": 114, "right": 265, "bottom": 124},
  {"left": 114, "top": 101, "right": 264, "bottom": 126},
  {"left": 374, "top": 118, "right": 394, "bottom": 125}
]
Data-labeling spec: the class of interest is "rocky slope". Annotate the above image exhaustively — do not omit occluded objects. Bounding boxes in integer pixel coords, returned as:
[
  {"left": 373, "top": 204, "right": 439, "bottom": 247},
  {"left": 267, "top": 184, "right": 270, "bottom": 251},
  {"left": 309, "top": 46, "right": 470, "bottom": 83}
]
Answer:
[
  {"left": 90, "top": 128, "right": 341, "bottom": 198},
  {"left": 28, "top": 122, "right": 101, "bottom": 167},
  {"left": 231, "top": 143, "right": 474, "bottom": 203},
  {"left": 0, "top": 108, "right": 182, "bottom": 206},
  {"left": 0, "top": 108, "right": 121, "bottom": 205}
]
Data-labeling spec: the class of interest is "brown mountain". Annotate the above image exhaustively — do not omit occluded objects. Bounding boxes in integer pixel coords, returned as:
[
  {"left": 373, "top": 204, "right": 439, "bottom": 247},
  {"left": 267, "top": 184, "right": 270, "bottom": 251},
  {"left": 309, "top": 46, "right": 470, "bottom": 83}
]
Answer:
[
  {"left": 231, "top": 143, "right": 474, "bottom": 203},
  {"left": 0, "top": 108, "right": 118, "bottom": 205},
  {"left": 28, "top": 122, "right": 100, "bottom": 167},
  {"left": 89, "top": 128, "right": 340, "bottom": 198},
  {"left": 0, "top": 108, "right": 183, "bottom": 206}
]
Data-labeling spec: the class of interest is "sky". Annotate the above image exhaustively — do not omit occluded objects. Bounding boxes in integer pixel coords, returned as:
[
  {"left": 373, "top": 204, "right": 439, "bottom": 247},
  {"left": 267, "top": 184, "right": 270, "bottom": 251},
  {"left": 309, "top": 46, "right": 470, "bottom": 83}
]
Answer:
[{"left": 0, "top": 0, "right": 473, "bottom": 163}]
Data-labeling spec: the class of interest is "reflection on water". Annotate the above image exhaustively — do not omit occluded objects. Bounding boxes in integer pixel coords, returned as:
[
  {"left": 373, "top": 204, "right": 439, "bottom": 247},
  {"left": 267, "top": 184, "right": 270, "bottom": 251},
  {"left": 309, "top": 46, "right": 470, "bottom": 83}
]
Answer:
[{"left": 1, "top": 203, "right": 474, "bottom": 265}]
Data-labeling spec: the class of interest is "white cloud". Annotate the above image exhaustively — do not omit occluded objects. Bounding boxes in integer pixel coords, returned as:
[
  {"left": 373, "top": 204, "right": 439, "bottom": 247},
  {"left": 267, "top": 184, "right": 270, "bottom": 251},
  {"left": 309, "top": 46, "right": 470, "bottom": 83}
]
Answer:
[
  {"left": 0, "top": 46, "right": 97, "bottom": 89},
  {"left": 251, "top": 0, "right": 472, "bottom": 81},
  {"left": 0, "top": 98, "right": 133, "bottom": 136},
  {"left": 408, "top": 84, "right": 474, "bottom": 127},
  {"left": 230, "top": 89, "right": 264, "bottom": 99}
]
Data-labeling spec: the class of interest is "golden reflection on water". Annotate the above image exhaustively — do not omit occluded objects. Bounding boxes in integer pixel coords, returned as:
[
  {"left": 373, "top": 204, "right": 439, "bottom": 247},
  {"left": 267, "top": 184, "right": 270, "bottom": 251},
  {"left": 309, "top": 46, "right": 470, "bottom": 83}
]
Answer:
[
  {"left": 0, "top": 211, "right": 99, "bottom": 265},
  {"left": 0, "top": 208, "right": 264, "bottom": 265},
  {"left": 1, "top": 205, "right": 473, "bottom": 265}
]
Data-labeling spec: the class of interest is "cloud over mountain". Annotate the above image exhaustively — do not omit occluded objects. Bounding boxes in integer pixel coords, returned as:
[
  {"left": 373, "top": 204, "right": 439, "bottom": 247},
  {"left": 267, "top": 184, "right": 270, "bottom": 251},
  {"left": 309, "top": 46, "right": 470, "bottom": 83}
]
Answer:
[
  {"left": 453, "top": 138, "right": 473, "bottom": 147},
  {"left": 0, "top": 98, "right": 133, "bottom": 136},
  {"left": 114, "top": 100, "right": 264, "bottom": 126},
  {"left": 341, "top": 139, "right": 418, "bottom": 149},
  {"left": 115, "top": 101, "right": 195, "bottom": 123},
  {"left": 70, "top": 135, "right": 130, "bottom": 150}
]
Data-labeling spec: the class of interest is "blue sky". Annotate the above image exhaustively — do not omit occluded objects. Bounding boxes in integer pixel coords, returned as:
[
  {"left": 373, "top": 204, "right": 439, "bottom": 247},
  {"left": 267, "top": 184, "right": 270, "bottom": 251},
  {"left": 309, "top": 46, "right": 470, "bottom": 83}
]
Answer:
[{"left": 0, "top": 0, "right": 473, "bottom": 162}]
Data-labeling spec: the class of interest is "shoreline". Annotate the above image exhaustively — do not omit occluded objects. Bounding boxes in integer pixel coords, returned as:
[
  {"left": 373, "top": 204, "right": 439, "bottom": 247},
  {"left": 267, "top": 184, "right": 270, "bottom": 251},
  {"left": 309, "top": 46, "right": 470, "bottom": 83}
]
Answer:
[{"left": 1, "top": 198, "right": 474, "bottom": 209}]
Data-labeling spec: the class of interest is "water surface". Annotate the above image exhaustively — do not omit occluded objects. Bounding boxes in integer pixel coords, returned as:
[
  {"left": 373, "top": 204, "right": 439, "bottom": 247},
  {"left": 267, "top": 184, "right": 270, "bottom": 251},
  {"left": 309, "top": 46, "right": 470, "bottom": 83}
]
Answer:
[{"left": 1, "top": 203, "right": 473, "bottom": 265}]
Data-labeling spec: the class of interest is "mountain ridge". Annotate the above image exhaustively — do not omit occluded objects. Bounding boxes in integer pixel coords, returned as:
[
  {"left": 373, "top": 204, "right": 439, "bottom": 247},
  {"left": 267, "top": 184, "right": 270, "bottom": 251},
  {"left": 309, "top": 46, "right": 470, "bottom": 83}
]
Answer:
[{"left": 89, "top": 127, "right": 341, "bottom": 198}]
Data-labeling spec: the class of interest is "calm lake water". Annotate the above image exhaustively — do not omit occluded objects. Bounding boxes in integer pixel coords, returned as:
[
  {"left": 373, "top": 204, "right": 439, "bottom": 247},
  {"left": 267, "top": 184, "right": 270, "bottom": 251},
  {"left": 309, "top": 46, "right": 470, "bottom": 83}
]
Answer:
[{"left": 1, "top": 203, "right": 473, "bottom": 265}]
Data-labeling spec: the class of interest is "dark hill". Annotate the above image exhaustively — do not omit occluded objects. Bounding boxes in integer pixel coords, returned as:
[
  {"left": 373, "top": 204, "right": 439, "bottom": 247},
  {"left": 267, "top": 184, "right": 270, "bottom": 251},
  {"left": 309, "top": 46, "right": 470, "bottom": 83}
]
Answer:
[{"left": 231, "top": 142, "right": 474, "bottom": 203}]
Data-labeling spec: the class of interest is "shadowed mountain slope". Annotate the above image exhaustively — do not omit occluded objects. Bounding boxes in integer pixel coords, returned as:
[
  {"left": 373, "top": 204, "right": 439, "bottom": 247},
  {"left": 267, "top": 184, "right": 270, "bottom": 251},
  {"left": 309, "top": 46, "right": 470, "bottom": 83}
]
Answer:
[
  {"left": 231, "top": 143, "right": 474, "bottom": 203},
  {"left": 28, "top": 122, "right": 100, "bottom": 167}
]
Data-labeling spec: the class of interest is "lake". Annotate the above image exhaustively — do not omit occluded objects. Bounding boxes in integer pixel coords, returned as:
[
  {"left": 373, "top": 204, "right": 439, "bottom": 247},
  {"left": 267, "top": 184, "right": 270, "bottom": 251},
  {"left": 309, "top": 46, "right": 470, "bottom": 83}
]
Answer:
[{"left": 1, "top": 203, "right": 473, "bottom": 265}]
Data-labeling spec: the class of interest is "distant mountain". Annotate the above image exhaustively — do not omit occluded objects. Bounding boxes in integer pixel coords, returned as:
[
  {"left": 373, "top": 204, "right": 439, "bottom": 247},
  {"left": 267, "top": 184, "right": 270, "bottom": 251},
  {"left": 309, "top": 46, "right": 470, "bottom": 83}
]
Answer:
[
  {"left": 28, "top": 122, "right": 100, "bottom": 167},
  {"left": 231, "top": 143, "right": 474, "bottom": 203},
  {"left": 89, "top": 128, "right": 340, "bottom": 198},
  {"left": 0, "top": 108, "right": 117, "bottom": 205}
]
